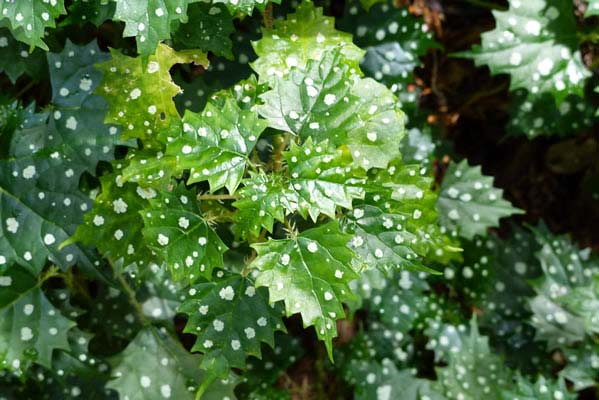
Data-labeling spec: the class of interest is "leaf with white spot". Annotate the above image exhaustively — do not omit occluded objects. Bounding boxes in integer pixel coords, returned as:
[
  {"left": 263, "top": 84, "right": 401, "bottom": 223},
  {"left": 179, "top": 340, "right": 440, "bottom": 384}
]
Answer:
[
  {"left": 141, "top": 186, "right": 228, "bottom": 283},
  {"left": 559, "top": 276, "right": 599, "bottom": 336},
  {"left": 585, "top": 0, "right": 599, "bottom": 16},
  {"left": 470, "top": 227, "right": 546, "bottom": 371},
  {"left": 172, "top": 3, "right": 234, "bottom": 59},
  {"left": 232, "top": 172, "right": 296, "bottom": 240},
  {"left": 501, "top": 376, "right": 576, "bottom": 400},
  {"left": 507, "top": 91, "right": 595, "bottom": 139},
  {"left": 7, "top": 40, "right": 123, "bottom": 171},
  {"left": 67, "top": 168, "right": 156, "bottom": 269},
  {"left": 43, "top": 40, "right": 125, "bottom": 171},
  {"left": 560, "top": 343, "right": 599, "bottom": 390},
  {"left": 95, "top": 43, "right": 208, "bottom": 148},
  {"left": 456, "top": 0, "right": 591, "bottom": 104},
  {"left": 258, "top": 48, "right": 406, "bottom": 170},
  {"left": 527, "top": 224, "right": 599, "bottom": 348},
  {"left": 0, "top": 265, "right": 76, "bottom": 373},
  {"left": 178, "top": 274, "right": 285, "bottom": 380},
  {"left": 213, "top": 0, "right": 277, "bottom": 15},
  {"left": 342, "top": 161, "right": 448, "bottom": 274},
  {"left": 284, "top": 138, "right": 365, "bottom": 221},
  {"left": 438, "top": 160, "right": 523, "bottom": 240},
  {"left": 0, "top": 0, "right": 66, "bottom": 50},
  {"left": 249, "top": 221, "right": 360, "bottom": 358},
  {"left": 432, "top": 318, "right": 512, "bottom": 399},
  {"left": 0, "top": 28, "right": 47, "bottom": 83},
  {"left": 343, "top": 205, "right": 440, "bottom": 275},
  {"left": 345, "top": 358, "right": 444, "bottom": 400},
  {"left": 63, "top": 0, "right": 116, "bottom": 27},
  {"left": 238, "top": 333, "right": 305, "bottom": 396},
  {"left": 0, "top": 41, "right": 128, "bottom": 276},
  {"left": 112, "top": 0, "right": 202, "bottom": 58},
  {"left": 107, "top": 327, "right": 239, "bottom": 400},
  {"left": 340, "top": 1, "right": 440, "bottom": 87},
  {"left": 0, "top": 156, "right": 95, "bottom": 275},
  {"left": 352, "top": 269, "right": 440, "bottom": 356},
  {"left": 400, "top": 126, "right": 437, "bottom": 164},
  {"left": 251, "top": 1, "right": 364, "bottom": 82},
  {"left": 164, "top": 96, "right": 267, "bottom": 193}
]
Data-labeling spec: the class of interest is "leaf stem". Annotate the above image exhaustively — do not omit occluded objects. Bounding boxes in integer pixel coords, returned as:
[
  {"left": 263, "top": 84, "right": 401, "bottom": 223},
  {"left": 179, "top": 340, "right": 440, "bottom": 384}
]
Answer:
[
  {"left": 115, "top": 272, "right": 149, "bottom": 326},
  {"left": 243, "top": 229, "right": 268, "bottom": 277},
  {"left": 15, "top": 80, "right": 36, "bottom": 99},
  {"left": 39, "top": 265, "right": 63, "bottom": 284},
  {"left": 196, "top": 193, "right": 240, "bottom": 201},
  {"left": 263, "top": 2, "right": 273, "bottom": 29}
]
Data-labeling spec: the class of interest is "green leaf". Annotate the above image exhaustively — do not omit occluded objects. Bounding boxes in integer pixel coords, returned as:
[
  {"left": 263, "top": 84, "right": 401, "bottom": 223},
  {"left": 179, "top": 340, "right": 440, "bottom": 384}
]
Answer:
[
  {"left": 238, "top": 333, "right": 305, "bottom": 394},
  {"left": 112, "top": 0, "right": 200, "bottom": 58},
  {"left": 585, "top": 0, "right": 599, "bottom": 16},
  {"left": 0, "top": 266, "right": 76, "bottom": 372},
  {"left": 560, "top": 342, "right": 599, "bottom": 390},
  {"left": 345, "top": 358, "right": 444, "bottom": 400},
  {"left": 0, "top": 156, "right": 96, "bottom": 275},
  {"left": 95, "top": 43, "right": 208, "bottom": 148},
  {"left": 438, "top": 160, "right": 523, "bottom": 239},
  {"left": 501, "top": 376, "right": 575, "bottom": 400},
  {"left": 213, "top": 0, "right": 277, "bottom": 14},
  {"left": 107, "top": 327, "right": 239, "bottom": 400},
  {"left": 258, "top": 48, "right": 407, "bottom": 170},
  {"left": 354, "top": 270, "right": 441, "bottom": 354},
  {"left": 178, "top": 274, "right": 285, "bottom": 379},
  {"left": 433, "top": 318, "right": 511, "bottom": 399},
  {"left": 342, "top": 161, "right": 446, "bottom": 274},
  {"left": 400, "top": 127, "right": 437, "bottom": 164},
  {"left": 507, "top": 91, "right": 595, "bottom": 139},
  {"left": 63, "top": 0, "right": 115, "bottom": 27},
  {"left": 172, "top": 3, "right": 234, "bottom": 59},
  {"left": 140, "top": 186, "right": 228, "bottom": 282},
  {"left": 126, "top": 90, "right": 267, "bottom": 192},
  {"left": 0, "top": 40, "right": 124, "bottom": 276},
  {"left": 251, "top": 1, "right": 364, "bottom": 82},
  {"left": 250, "top": 221, "right": 360, "bottom": 358},
  {"left": 0, "top": 29, "right": 47, "bottom": 83},
  {"left": 232, "top": 172, "right": 295, "bottom": 240},
  {"left": 474, "top": 227, "right": 545, "bottom": 373},
  {"left": 169, "top": 96, "right": 267, "bottom": 193},
  {"left": 0, "top": 101, "right": 25, "bottom": 155},
  {"left": 528, "top": 224, "right": 599, "bottom": 347},
  {"left": 68, "top": 169, "right": 155, "bottom": 269},
  {"left": 0, "top": 0, "right": 66, "bottom": 50},
  {"left": 173, "top": 31, "right": 261, "bottom": 114},
  {"left": 456, "top": 0, "right": 591, "bottom": 103},
  {"left": 559, "top": 276, "right": 599, "bottom": 336},
  {"left": 341, "top": 1, "right": 440, "bottom": 87},
  {"left": 343, "top": 204, "right": 439, "bottom": 274},
  {"left": 45, "top": 39, "right": 124, "bottom": 172},
  {"left": 284, "top": 138, "right": 365, "bottom": 221}
]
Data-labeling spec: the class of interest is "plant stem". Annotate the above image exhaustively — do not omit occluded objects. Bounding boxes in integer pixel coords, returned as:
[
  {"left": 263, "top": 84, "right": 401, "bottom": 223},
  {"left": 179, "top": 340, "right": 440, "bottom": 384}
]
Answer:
[
  {"left": 271, "top": 134, "right": 288, "bottom": 172},
  {"left": 115, "top": 272, "right": 149, "bottom": 326},
  {"left": 15, "top": 80, "right": 36, "bottom": 99},
  {"left": 39, "top": 265, "right": 63, "bottom": 284},
  {"left": 242, "top": 229, "right": 268, "bottom": 277},
  {"left": 263, "top": 2, "right": 273, "bottom": 29},
  {"left": 196, "top": 193, "right": 240, "bottom": 201}
]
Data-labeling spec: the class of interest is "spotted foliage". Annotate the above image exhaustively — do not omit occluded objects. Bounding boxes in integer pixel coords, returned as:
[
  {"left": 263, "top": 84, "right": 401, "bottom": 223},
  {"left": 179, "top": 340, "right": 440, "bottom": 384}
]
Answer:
[
  {"left": 457, "top": 0, "right": 591, "bottom": 104},
  {"left": 438, "top": 160, "right": 523, "bottom": 240}
]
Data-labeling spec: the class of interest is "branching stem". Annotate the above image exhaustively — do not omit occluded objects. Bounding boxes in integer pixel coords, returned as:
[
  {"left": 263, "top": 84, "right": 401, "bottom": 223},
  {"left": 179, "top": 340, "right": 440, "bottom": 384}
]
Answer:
[{"left": 115, "top": 272, "right": 149, "bottom": 326}]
